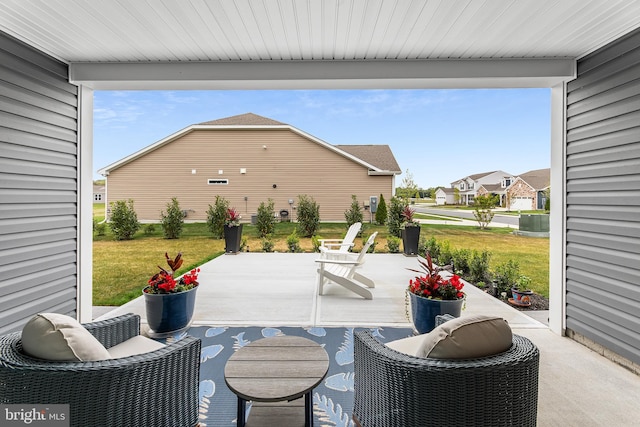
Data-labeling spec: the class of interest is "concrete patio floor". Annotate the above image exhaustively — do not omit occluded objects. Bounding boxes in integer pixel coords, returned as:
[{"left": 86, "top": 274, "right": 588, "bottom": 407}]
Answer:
[{"left": 96, "top": 253, "right": 640, "bottom": 426}]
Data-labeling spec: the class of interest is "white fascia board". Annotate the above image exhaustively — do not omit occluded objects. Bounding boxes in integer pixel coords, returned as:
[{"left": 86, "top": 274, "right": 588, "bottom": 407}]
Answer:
[
  {"left": 368, "top": 170, "right": 400, "bottom": 176},
  {"left": 69, "top": 59, "right": 576, "bottom": 90}
]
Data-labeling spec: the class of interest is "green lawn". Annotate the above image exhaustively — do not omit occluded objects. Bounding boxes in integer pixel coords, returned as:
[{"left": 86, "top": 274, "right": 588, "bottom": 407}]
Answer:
[{"left": 93, "top": 220, "right": 549, "bottom": 305}]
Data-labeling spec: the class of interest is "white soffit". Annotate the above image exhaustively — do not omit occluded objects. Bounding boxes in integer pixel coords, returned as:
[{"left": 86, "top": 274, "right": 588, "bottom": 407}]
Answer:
[{"left": 2, "top": 0, "right": 640, "bottom": 88}]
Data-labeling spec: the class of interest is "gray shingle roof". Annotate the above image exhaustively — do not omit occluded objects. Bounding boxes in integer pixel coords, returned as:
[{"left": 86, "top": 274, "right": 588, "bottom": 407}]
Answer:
[
  {"left": 334, "top": 144, "right": 401, "bottom": 173},
  {"left": 479, "top": 183, "right": 504, "bottom": 192},
  {"left": 517, "top": 168, "right": 550, "bottom": 190},
  {"left": 198, "top": 112, "right": 286, "bottom": 126}
]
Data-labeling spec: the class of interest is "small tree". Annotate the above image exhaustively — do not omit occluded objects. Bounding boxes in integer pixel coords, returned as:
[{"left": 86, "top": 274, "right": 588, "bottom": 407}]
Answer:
[
  {"left": 109, "top": 199, "right": 140, "bottom": 240},
  {"left": 473, "top": 194, "right": 498, "bottom": 230},
  {"left": 296, "top": 194, "right": 320, "bottom": 237},
  {"left": 387, "top": 196, "right": 405, "bottom": 237},
  {"left": 206, "top": 195, "right": 229, "bottom": 239},
  {"left": 344, "top": 195, "right": 364, "bottom": 230},
  {"left": 375, "top": 194, "right": 387, "bottom": 225},
  {"left": 286, "top": 229, "right": 302, "bottom": 252},
  {"left": 256, "top": 199, "right": 276, "bottom": 238},
  {"left": 160, "top": 197, "right": 184, "bottom": 239},
  {"left": 453, "top": 187, "right": 460, "bottom": 205}
]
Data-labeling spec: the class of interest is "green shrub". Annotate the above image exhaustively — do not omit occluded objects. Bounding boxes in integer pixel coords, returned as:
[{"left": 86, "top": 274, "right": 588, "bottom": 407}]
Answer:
[
  {"left": 109, "top": 199, "right": 140, "bottom": 241},
  {"left": 344, "top": 195, "right": 364, "bottom": 231},
  {"left": 386, "top": 235, "right": 401, "bottom": 253},
  {"left": 240, "top": 237, "right": 248, "bottom": 252},
  {"left": 256, "top": 199, "right": 276, "bottom": 238},
  {"left": 387, "top": 196, "right": 405, "bottom": 237},
  {"left": 469, "top": 249, "right": 492, "bottom": 284},
  {"left": 206, "top": 196, "right": 229, "bottom": 239},
  {"left": 297, "top": 194, "right": 320, "bottom": 237},
  {"left": 424, "top": 236, "right": 440, "bottom": 262},
  {"left": 286, "top": 229, "right": 301, "bottom": 253},
  {"left": 94, "top": 219, "right": 106, "bottom": 237},
  {"left": 261, "top": 235, "right": 275, "bottom": 252},
  {"left": 438, "top": 240, "right": 453, "bottom": 266},
  {"left": 451, "top": 248, "right": 471, "bottom": 276},
  {"left": 493, "top": 259, "right": 521, "bottom": 296},
  {"left": 160, "top": 197, "right": 184, "bottom": 239},
  {"left": 143, "top": 223, "right": 156, "bottom": 235},
  {"left": 311, "top": 235, "right": 323, "bottom": 252},
  {"left": 375, "top": 194, "right": 387, "bottom": 225}
]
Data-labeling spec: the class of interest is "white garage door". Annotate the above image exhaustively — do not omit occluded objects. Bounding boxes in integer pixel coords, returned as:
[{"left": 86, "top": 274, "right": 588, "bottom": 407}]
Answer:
[{"left": 510, "top": 197, "right": 533, "bottom": 210}]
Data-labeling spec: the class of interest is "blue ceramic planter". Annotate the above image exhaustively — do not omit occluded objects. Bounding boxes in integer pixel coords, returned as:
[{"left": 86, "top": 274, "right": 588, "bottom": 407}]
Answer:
[
  {"left": 409, "top": 292, "right": 464, "bottom": 334},
  {"left": 143, "top": 285, "right": 198, "bottom": 337}
]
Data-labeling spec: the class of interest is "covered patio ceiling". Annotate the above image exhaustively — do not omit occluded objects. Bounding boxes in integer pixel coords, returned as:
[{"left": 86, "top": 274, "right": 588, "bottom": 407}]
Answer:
[{"left": 2, "top": 0, "right": 640, "bottom": 89}]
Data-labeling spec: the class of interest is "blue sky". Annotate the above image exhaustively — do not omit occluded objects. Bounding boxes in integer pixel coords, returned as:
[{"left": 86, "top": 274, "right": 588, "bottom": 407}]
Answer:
[{"left": 94, "top": 88, "right": 551, "bottom": 188}]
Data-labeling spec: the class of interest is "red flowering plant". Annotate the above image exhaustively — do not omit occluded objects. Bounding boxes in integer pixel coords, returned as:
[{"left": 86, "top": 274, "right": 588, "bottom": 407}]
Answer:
[
  {"left": 145, "top": 252, "right": 200, "bottom": 294},
  {"left": 225, "top": 207, "right": 241, "bottom": 227},
  {"left": 407, "top": 253, "right": 465, "bottom": 300},
  {"left": 401, "top": 205, "right": 420, "bottom": 227}
]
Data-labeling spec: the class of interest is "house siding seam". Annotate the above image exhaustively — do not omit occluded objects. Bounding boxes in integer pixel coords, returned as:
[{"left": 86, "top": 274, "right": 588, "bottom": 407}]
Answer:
[
  {"left": 105, "top": 129, "right": 394, "bottom": 222},
  {"left": 565, "top": 28, "right": 640, "bottom": 365},
  {"left": 0, "top": 31, "right": 78, "bottom": 334}
]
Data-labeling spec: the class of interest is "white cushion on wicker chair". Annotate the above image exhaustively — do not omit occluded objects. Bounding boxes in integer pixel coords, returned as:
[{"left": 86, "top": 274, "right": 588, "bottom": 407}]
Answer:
[
  {"left": 386, "top": 314, "right": 512, "bottom": 359},
  {"left": 419, "top": 314, "right": 512, "bottom": 359},
  {"left": 21, "top": 313, "right": 112, "bottom": 361},
  {"left": 107, "top": 335, "right": 165, "bottom": 358}
]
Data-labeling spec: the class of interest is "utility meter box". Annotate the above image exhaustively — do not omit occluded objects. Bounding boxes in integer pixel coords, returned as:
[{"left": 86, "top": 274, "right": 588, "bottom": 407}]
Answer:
[{"left": 369, "top": 196, "right": 378, "bottom": 213}]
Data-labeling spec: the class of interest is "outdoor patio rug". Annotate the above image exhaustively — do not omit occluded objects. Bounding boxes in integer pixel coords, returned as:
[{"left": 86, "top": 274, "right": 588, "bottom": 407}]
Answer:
[{"left": 165, "top": 326, "right": 413, "bottom": 427}]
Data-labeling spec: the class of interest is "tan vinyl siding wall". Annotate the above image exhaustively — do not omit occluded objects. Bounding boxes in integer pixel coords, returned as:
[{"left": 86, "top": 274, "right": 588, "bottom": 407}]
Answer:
[{"left": 106, "top": 129, "right": 394, "bottom": 222}]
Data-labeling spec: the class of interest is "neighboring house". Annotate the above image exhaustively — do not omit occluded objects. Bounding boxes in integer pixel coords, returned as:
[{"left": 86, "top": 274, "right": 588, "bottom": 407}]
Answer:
[
  {"left": 506, "top": 168, "right": 551, "bottom": 211},
  {"left": 93, "top": 185, "right": 104, "bottom": 203},
  {"left": 450, "top": 171, "right": 515, "bottom": 205},
  {"left": 98, "top": 113, "right": 401, "bottom": 222},
  {"left": 476, "top": 183, "right": 507, "bottom": 206},
  {"left": 435, "top": 187, "right": 456, "bottom": 205}
]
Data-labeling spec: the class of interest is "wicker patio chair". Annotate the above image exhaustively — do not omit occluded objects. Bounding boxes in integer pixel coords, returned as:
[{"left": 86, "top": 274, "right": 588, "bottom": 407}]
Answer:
[
  {"left": 353, "top": 317, "right": 539, "bottom": 427},
  {"left": 0, "top": 313, "right": 201, "bottom": 427}
]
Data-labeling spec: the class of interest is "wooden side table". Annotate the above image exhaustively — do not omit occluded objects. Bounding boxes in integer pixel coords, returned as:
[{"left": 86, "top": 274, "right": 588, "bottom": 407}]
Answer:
[{"left": 224, "top": 335, "right": 329, "bottom": 427}]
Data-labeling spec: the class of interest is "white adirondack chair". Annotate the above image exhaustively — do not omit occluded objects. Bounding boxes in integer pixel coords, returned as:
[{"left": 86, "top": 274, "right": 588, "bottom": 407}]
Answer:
[
  {"left": 319, "top": 222, "right": 362, "bottom": 257},
  {"left": 315, "top": 232, "right": 378, "bottom": 299}
]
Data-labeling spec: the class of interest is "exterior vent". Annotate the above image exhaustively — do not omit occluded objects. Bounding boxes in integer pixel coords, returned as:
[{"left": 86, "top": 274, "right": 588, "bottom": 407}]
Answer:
[{"left": 208, "top": 179, "right": 229, "bottom": 185}]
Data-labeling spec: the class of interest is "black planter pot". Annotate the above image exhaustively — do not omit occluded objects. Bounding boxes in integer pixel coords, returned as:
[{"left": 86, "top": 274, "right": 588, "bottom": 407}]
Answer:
[
  {"left": 402, "top": 225, "right": 421, "bottom": 256},
  {"left": 224, "top": 224, "right": 243, "bottom": 254},
  {"left": 143, "top": 285, "right": 198, "bottom": 338}
]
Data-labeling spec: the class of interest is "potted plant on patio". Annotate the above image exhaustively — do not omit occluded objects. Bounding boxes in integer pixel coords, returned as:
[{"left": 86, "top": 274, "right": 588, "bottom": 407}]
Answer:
[
  {"left": 224, "top": 207, "right": 243, "bottom": 254},
  {"left": 401, "top": 205, "right": 421, "bottom": 256},
  {"left": 406, "top": 253, "right": 465, "bottom": 333},
  {"left": 510, "top": 275, "right": 534, "bottom": 307},
  {"left": 143, "top": 252, "right": 200, "bottom": 337}
]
